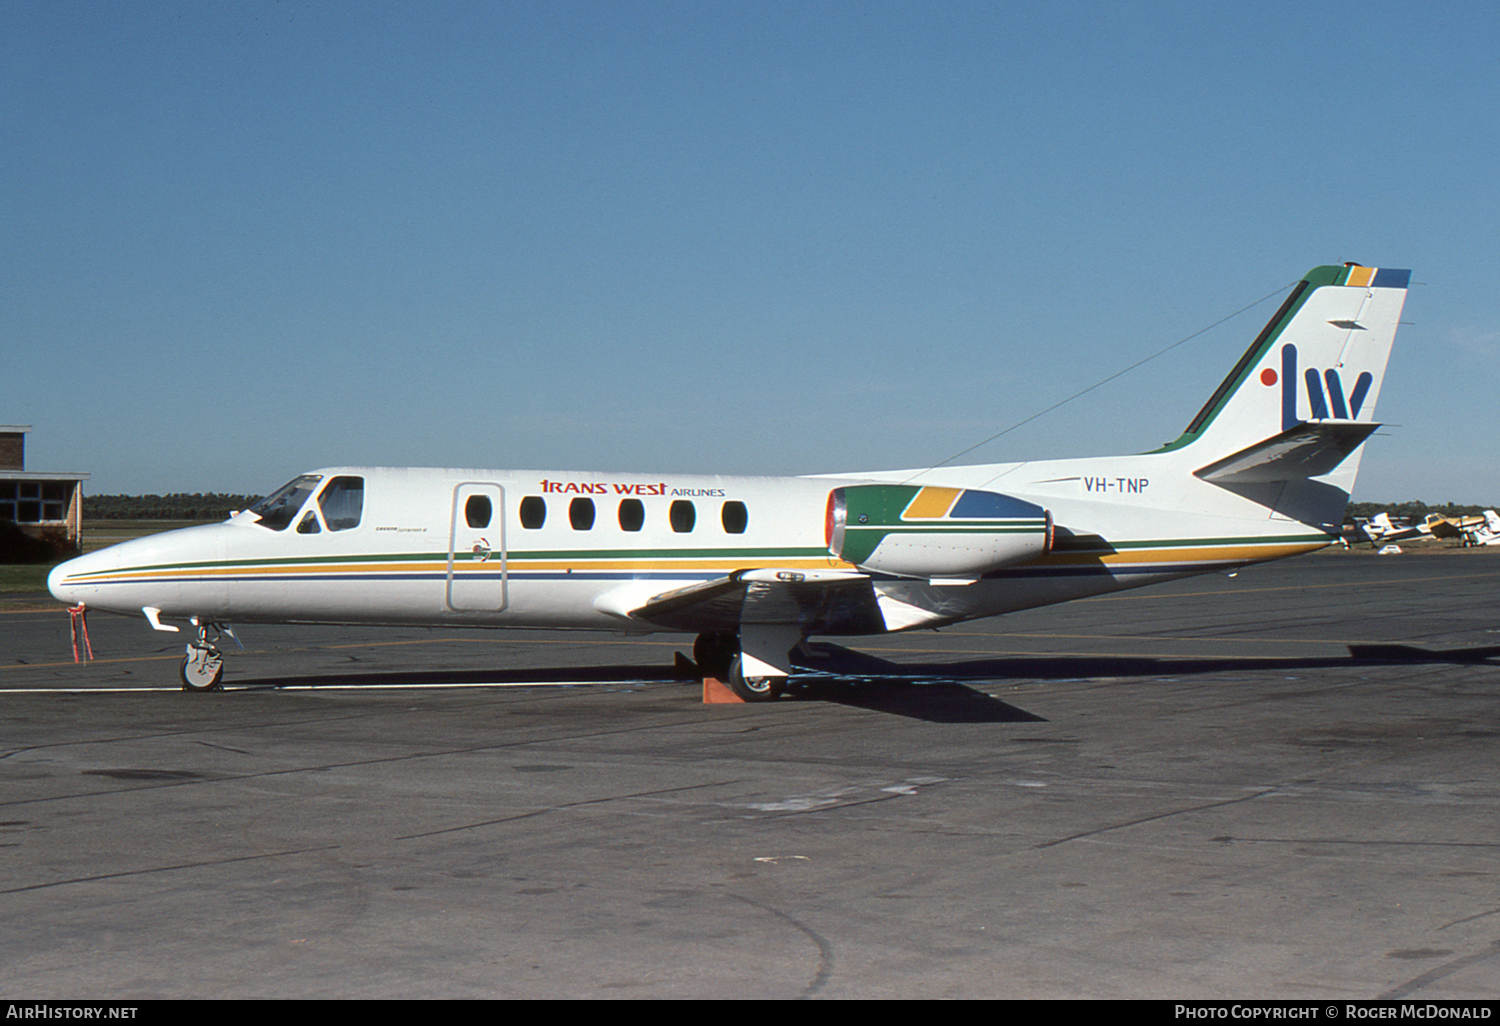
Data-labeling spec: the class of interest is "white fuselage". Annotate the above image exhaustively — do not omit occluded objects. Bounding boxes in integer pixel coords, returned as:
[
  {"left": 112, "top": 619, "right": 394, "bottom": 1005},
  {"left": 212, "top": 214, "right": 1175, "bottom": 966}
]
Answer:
[{"left": 47, "top": 452, "right": 1333, "bottom": 639}]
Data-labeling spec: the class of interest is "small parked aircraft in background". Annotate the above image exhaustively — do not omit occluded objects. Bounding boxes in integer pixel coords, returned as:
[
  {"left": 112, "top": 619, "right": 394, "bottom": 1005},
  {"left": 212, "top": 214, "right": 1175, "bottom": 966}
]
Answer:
[
  {"left": 1349, "top": 510, "right": 1500, "bottom": 548},
  {"left": 1355, "top": 511, "right": 1434, "bottom": 546},
  {"left": 1458, "top": 510, "right": 1500, "bottom": 546},
  {"left": 1420, "top": 511, "right": 1498, "bottom": 545},
  {"left": 49, "top": 263, "right": 1410, "bottom": 698}
]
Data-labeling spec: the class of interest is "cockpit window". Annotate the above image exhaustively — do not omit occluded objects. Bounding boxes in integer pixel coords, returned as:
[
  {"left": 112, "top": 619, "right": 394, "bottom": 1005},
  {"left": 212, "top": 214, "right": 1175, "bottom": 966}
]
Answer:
[
  {"left": 318, "top": 476, "right": 365, "bottom": 531},
  {"left": 248, "top": 475, "right": 323, "bottom": 531}
]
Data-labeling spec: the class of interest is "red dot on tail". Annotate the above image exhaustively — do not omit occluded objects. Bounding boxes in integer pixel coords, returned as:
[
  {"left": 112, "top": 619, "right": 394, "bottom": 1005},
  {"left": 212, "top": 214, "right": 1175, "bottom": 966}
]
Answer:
[{"left": 1261, "top": 368, "right": 1278, "bottom": 386}]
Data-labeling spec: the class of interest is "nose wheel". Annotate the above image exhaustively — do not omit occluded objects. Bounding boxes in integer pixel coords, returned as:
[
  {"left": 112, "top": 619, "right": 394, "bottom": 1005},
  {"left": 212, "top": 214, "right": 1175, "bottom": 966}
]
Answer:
[
  {"left": 180, "top": 646, "right": 224, "bottom": 691},
  {"left": 180, "top": 620, "right": 230, "bottom": 692}
]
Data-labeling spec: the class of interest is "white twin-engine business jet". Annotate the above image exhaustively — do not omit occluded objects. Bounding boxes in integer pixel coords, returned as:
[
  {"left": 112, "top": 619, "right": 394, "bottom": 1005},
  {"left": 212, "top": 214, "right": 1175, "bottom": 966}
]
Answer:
[{"left": 50, "top": 263, "right": 1411, "bottom": 698}]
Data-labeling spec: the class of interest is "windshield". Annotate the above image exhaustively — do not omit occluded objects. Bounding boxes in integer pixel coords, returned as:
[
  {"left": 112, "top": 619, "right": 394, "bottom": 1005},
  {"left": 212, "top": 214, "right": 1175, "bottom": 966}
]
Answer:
[{"left": 247, "top": 475, "right": 323, "bottom": 531}]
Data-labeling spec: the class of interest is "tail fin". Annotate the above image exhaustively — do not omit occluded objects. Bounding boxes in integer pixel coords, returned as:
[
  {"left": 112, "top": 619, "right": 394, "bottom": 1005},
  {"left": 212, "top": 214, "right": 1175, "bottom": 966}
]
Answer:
[
  {"left": 1154, "top": 264, "right": 1410, "bottom": 470},
  {"left": 1154, "top": 264, "right": 1409, "bottom": 530}
]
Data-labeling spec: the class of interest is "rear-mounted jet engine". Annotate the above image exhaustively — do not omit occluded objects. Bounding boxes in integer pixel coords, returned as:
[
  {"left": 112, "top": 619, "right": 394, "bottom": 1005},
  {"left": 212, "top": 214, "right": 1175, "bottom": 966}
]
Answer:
[{"left": 825, "top": 484, "right": 1052, "bottom": 579}]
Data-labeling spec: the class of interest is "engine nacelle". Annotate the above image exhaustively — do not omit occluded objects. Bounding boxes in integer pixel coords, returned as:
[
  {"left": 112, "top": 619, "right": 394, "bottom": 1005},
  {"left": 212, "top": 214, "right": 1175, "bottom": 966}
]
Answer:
[{"left": 826, "top": 484, "right": 1051, "bottom": 579}]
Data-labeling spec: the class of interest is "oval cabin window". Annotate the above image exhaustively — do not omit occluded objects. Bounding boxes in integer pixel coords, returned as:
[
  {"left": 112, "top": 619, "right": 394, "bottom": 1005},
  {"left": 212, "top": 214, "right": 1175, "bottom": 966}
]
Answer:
[
  {"left": 721, "top": 500, "right": 748, "bottom": 534},
  {"left": 519, "top": 496, "right": 546, "bottom": 529},
  {"left": 465, "top": 495, "right": 492, "bottom": 529},
  {"left": 569, "top": 497, "right": 596, "bottom": 530},
  {"left": 618, "top": 498, "right": 645, "bottom": 532}
]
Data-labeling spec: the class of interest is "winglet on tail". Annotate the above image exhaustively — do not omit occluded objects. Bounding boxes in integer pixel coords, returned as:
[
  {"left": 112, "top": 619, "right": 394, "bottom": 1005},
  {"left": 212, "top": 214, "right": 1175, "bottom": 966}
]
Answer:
[{"left": 1153, "top": 264, "right": 1410, "bottom": 480}]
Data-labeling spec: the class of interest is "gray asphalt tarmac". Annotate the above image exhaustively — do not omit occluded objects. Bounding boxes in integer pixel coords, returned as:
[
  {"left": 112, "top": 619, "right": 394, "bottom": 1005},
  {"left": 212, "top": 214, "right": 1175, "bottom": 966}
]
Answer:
[{"left": 3, "top": 549, "right": 1499, "bottom": 998}]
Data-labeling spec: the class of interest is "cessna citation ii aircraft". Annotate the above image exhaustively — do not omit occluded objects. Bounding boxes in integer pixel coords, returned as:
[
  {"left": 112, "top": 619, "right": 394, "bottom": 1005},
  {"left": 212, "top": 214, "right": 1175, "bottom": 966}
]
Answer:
[{"left": 50, "top": 263, "right": 1410, "bottom": 699}]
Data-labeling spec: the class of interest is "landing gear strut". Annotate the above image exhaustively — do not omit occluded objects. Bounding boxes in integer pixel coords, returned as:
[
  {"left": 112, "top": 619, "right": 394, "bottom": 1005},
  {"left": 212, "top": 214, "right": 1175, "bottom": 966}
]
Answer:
[{"left": 180, "top": 619, "right": 229, "bottom": 692}]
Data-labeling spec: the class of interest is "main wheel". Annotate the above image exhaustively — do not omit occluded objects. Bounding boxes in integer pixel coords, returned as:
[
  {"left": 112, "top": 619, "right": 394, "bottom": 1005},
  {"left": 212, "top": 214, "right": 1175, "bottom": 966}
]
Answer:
[
  {"left": 726, "top": 652, "right": 785, "bottom": 702},
  {"left": 180, "top": 646, "right": 225, "bottom": 692},
  {"left": 693, "top": 632, "right": 737, "bottom": 680}
]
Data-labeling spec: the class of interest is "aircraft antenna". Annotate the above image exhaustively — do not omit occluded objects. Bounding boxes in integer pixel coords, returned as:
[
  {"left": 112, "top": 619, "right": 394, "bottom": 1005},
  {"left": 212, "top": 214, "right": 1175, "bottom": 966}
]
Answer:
[{"left": 899, "top": 279, "right": 1295, "bottom": 484}]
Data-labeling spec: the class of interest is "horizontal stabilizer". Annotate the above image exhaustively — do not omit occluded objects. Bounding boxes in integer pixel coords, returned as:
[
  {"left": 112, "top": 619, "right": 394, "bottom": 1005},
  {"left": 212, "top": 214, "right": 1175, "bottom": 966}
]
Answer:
[{"left": 1193, "top": 420, "right": 1380, "bottom": 485}]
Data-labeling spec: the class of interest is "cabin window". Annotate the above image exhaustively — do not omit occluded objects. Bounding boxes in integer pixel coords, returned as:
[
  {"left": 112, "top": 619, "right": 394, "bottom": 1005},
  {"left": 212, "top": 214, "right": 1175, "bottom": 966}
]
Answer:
[
  {"left": 618, "top": 498, "right": 645, "bottom": 532},
  {"left": 569, "top": 497, "right": 596, "bottom": 530},
  {"left": 249, "top": 475, "right": 323, "bottom": 531},
  {"left": 319, "top": 476, "right": 365, "bottom": 531},
  {"left": 721, "top": 500, "right": 748, "bottom": 534},
  {"left": 519, "top": 496, "right": 546, "bottom": 529},
  {"left": 669, "top": 499, "right": 696, "bottom": 533},
  {"left": 464, "top": 494, "right": 492, "bottom": 529}
]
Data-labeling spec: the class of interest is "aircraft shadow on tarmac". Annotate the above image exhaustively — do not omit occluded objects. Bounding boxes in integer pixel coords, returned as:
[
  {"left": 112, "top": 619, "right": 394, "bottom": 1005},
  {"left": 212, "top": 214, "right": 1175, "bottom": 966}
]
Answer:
[
  {"left": 801, "top": 640, "right": 1500, "bottom": 679},
  {"left": 227, "top": 648, "right": 1040, "bottom": 724},
  {"left": 226, "top": 640, "right": 1500, "bottom": 725},
  {"left": 231, "top": 663, "right": 689, "bottom": 692},
  {"left": 789, "top": 640, "right": 1500, "bottom": 722}
]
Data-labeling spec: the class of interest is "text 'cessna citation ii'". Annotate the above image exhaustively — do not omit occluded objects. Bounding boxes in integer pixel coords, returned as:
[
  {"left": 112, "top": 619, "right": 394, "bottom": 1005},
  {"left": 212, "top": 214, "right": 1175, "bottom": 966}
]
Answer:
[{"left": 50, "top": 263, "right": 1411, "bottom": 698}]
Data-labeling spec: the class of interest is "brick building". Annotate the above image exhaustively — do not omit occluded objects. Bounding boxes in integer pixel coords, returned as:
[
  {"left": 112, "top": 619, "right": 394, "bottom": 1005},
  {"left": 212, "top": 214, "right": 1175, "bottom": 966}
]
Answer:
[{"left": 1, "top": 426, "right": 89, "bottom": 550}]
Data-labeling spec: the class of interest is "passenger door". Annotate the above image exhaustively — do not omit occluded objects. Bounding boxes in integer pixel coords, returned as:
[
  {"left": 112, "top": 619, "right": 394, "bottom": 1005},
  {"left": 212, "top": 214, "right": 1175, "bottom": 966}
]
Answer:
[{"left": 446, "top": 482, "right": 507, "bottom": 612}]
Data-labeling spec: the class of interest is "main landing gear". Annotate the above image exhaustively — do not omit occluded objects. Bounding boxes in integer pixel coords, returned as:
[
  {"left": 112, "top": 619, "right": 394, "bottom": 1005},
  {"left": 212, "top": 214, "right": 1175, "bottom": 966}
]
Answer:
[
  {"left": 180, "top": 619, "right": 231, "bottom": 692},
  {"left": 693, "top": 631, "right": 787, "bottom": 702}
]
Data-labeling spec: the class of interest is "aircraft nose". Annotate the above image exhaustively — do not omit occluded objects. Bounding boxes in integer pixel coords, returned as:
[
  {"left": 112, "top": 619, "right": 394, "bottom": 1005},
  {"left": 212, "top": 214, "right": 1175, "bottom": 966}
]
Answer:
[
  {"left": 48, "top": 554, "right": 91, "bottom": 606},
  {"left": 45, "top": 522, "right": 231, "bottom": 618}
]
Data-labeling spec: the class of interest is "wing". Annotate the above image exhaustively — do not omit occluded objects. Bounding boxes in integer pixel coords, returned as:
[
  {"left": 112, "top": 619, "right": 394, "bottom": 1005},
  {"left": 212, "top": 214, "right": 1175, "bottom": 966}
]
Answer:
[
  {"left": 1426, "top": 518, "right": 1462, "bottom": 540},
  {"left": 594, "top": 568, "right": 887, "bottom": 635}
]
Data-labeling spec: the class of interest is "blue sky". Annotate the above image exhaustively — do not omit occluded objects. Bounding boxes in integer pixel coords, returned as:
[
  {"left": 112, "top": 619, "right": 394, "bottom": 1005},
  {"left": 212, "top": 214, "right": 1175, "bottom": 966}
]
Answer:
[{"left": 6, "top": 1, "right": 1498, "bottom": 502}]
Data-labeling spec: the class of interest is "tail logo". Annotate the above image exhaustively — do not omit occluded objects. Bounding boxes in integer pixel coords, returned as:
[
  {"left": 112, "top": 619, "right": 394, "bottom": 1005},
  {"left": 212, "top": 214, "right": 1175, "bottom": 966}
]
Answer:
[{"left": 1276, "top": 344, "right": 1373, "bottom": 430}]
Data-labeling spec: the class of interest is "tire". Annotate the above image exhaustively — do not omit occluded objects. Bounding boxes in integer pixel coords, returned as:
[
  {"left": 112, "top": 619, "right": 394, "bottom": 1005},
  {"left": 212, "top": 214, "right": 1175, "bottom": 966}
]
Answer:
[
  {"left": 693, "top": 632, "right": 737, "bottom": 681},
  {"left": 180, "top": 647, "right": 225, "bottom": 692},
  {"left": 726, "top": 652, "right": 784, "bottom": 702}
]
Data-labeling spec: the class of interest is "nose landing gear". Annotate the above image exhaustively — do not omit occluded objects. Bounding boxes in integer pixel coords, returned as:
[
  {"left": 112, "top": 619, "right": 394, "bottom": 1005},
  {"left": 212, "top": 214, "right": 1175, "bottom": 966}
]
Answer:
[{"left": 180, "top": 619, "right": 233, "bottom": 692}]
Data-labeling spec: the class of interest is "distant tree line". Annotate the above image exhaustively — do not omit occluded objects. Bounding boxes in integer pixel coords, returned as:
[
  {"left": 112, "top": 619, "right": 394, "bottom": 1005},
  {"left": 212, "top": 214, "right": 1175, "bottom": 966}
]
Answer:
[
  {"left": 1346, "top": 500, "right": 1495, "bottom": 521},
  {"left": 83, "top": 493, "right": 262, "bottom": 520}
]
